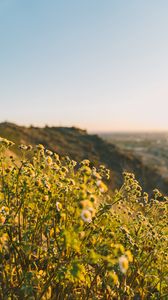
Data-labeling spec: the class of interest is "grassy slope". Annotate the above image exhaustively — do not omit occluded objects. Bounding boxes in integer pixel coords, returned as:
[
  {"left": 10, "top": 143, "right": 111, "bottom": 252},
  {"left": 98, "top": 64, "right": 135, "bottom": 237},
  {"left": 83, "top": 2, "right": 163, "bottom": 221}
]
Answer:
[{"left": 0, "top": 122, "right": 168, "bottom": 194}]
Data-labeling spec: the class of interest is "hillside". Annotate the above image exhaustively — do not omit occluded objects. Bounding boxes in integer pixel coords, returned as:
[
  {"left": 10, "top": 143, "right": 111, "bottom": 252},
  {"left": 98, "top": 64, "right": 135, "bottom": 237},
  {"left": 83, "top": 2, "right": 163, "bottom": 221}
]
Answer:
[
  {"left": 0, "top": 122, "right": 168, "bottom": 194},
  {"left": 100, "top": 132, "right": 168, "bottom": 179}
]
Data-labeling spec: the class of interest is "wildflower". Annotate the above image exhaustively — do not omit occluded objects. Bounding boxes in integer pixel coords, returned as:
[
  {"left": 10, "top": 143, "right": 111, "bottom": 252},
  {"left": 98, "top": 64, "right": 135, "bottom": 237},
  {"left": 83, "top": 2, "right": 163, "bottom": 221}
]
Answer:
[
  {"left": 27, "top": 145, "right": 33, "bottom": 151},
  {"left": 52, "top": 163, "right": 60, "bottom": 171},
  {"left": 90, "top": 195, "right": 97, "bottom": 204},
  {"left": 81, "top": 209, "right": 92, "bottom": 223},
  {"left": 80, "top": 200, "right": 96, "bottom": 217},
  {"left": 109, "top": 271, "right": 119, "bottom": 285},
  {"left": 0, "top": 206, "right": 9, "bottom": 215},
  {"left": 125, "top": 250, "right": 133, "bottom": 262},
  {"left": 35, "top": 178, "right": 43, "bottom": 187},
  {"left": 36, "top": 144, "right": 45, "bottom": 150},
  {"left": 88, "top": 206, "right": 96, "bottom": 217},
  {"left": 0, "top": 234, "right": 8, "bottom": 251},
  {"left": 28, "top": 169, "right": 35, "bottom": 177},
  {"left": 0, "top": 215, "right": 6, "bottom": 224},
  {"left": 79, "top": 231, "right": 85, "bottom": 239},
  {"left": 18, "top": 144, "right": 28, "bottom": 150},
  {"left": 80, "top": 200, "right": 92, "bottom": 209},
  {"left": 46, "top": 149, "right": 53, "bottom": 156},
  {"left": 43, "top": 180, "right": 51, "bottom": 190},
  {"left": 119, "top": 255, "right": 129, "bottom": 274},
  {"left": 56, "top": 201, "right": 62, "bottom": 212},
  {"left": 61, "top": 166, "right": 68, "bottom": 173},
  {"left": 60, "top": 213, "right": 66, "bottom": 221},
  {"left": 80, "top": 166, "right": 92, "bottom": 176},
  {"left": 71, "top": 160, "right": 77, "bottom": 167},
  {"left": 153, "top": 189, "right": 162, "bottom": 198},
  {"left": 0, "top": 137, "right": 15, "bottom": 147},
  {"left": 42, "top": 195, "right": 49, "bottom": 202},
  {"left": 46, "top": 156, "right": 53, "bottom": 166},
  {"left": 96, "top": 180, "right": 107, "bottom": 193},
  {"left": 53, "top": 153, "right": 60, "bottom": 161},
  {"left": 92, "top": 170, "right": 102, "bottom": 179},
  {"left": 69, "top": 179, "right": 75, "bottom": 186},
  {"left": 80, "top": 159, "right": 90, "bottom": 166},
  {"left": 96, "top": 180, "right": 102, "bottom": 187}
]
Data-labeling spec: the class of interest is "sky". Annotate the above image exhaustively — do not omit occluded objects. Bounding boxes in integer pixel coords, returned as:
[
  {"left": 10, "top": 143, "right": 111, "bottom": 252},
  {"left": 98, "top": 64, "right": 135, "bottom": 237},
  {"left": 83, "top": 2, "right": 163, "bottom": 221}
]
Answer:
[{"left": 1, "top": 0, "right": 168, "bottom": 132}]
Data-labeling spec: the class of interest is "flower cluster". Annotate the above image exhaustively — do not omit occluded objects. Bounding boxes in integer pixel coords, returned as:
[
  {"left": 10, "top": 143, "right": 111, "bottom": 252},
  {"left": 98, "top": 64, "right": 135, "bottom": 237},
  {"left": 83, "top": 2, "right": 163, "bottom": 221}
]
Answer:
[{"left": 0, "top": 140, "right": 167, "bottom": 299}]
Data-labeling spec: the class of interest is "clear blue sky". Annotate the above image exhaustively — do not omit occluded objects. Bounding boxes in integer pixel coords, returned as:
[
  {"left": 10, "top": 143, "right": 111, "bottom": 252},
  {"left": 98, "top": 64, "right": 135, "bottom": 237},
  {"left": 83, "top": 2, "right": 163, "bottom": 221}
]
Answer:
[{"left": 1, "top": 0, "right": 168, "bottom": 132}]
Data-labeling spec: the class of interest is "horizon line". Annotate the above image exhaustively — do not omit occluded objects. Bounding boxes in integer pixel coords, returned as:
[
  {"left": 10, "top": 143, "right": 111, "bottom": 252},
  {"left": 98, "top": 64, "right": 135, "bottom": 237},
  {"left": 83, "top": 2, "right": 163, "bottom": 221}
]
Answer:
[{"left": 1, "top": 121, "right": 168, "bottom": 134}]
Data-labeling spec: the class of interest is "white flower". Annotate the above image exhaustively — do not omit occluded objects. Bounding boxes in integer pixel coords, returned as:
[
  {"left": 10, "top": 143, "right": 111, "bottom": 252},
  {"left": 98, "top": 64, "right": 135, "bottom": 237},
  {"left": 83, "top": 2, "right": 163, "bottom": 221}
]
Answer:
[
  {"left": 56, "top": 201, "right": 62, "bottom": 212},
  {"left": 81, "top": 209, "right": 92, "bottom": 223},
  {"left": 96, "top": 180, "right": 107, "bottom": 193},
  {"left": 96, "top": 180, "right": 101, "bottom": 187},
  {"left": 0, "top": 206, "right": 9, "bottom": 215},
  {"left": 119, "top": 255, "right": 129, "bottom": 274},
  {"left": 18, "top": 144, "right": 28, "bottom": 150}
]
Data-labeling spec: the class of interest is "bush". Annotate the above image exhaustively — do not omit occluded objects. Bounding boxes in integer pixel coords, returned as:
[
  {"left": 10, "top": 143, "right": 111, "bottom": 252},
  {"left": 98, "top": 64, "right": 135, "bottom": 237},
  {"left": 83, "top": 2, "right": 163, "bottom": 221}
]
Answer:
[{"left": 0, "top": 138, "right": 167, "bottom": 299}]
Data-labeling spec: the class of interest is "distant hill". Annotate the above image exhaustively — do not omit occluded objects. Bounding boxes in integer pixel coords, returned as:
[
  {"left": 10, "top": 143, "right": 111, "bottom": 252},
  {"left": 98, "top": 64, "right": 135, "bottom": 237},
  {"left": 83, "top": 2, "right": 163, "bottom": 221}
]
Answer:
[
  {"left": 100, "top": 131, "right": 168, "bottom": 181},
  {"left": 0, "top": 122, "right": 168, "bottom": 194}
]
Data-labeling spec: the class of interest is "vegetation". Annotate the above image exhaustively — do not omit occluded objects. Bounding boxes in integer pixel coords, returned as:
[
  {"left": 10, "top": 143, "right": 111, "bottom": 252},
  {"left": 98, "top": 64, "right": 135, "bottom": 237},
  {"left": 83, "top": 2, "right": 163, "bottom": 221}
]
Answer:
[
  {"left": 0, "top": 137, "right": 168, "bottom": 299},
  {"left": 1, "top": 122, "right": 168, "bottom": 194}
]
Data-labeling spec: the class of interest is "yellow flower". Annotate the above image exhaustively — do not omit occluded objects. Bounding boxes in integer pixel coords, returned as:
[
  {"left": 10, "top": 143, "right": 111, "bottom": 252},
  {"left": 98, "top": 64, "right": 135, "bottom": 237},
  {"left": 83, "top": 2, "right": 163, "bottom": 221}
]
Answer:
[
  {"left": 46, "top": 156, "right": 53, "bottom": 166},
  {"left": 109, "top": 271, "right": 119, "bottom": 285},
  {"left": 0, "top": 215, "right": 6, "bottom": 224},
  {"left": 0, "top": 137, "right": 15, "bottom": 147},
  {"left": 36, "top": 144, "right": 45, "bottom": 150},
  {"left": 80, "top": 159, "right": 90, "bottom": 166},
  {"left": 79, "top": 231, "right": 85, "bottom": 239},
  {"left": 125, "top": 250, "right": 133, "bottom": 262},
  {"left": 80, "top": 200, "right": 92, "bottom": 209},
  {"left": 0, "top": 233, "right": 8, "bottom": 251}
]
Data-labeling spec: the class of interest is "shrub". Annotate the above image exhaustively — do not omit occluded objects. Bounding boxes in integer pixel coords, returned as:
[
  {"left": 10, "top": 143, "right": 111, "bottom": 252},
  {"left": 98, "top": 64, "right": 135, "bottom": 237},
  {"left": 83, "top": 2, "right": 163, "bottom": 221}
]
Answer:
[{"left": 0, "top": 138, "right": 167, "bottom": 299}]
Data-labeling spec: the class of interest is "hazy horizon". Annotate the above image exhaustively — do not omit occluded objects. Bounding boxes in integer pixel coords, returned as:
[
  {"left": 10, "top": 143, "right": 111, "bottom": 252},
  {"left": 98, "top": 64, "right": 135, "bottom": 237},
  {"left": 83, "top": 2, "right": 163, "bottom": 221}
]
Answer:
[
  {"left": 2, "top": 120, "right": 168, "bottom": 135},
  {"left": 1, "top": 1, "right": 168, "bottom": 132}
]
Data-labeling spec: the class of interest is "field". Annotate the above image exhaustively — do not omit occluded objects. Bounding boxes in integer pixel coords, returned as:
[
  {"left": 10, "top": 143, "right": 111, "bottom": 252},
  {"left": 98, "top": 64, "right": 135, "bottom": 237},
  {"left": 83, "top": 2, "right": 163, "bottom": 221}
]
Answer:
[{"left": 0, "top": 137, "right": 168, "bottom": 299}]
